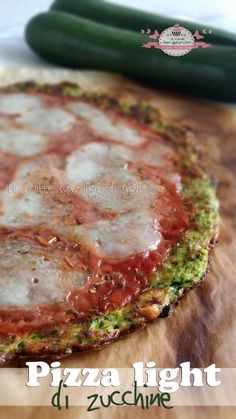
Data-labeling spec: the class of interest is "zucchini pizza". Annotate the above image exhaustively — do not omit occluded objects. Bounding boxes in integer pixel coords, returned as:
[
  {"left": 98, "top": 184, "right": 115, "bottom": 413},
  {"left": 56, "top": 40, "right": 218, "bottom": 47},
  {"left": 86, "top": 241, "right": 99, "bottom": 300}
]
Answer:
[{"left": 0, "top": 81, "right": 219, "bottom": 365}]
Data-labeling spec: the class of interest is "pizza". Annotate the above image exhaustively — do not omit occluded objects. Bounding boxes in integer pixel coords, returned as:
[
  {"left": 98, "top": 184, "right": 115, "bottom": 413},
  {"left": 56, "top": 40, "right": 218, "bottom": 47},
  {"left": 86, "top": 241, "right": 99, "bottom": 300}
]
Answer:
[{"left": 0, "top": 80, "right": 219, "bottom": 365}]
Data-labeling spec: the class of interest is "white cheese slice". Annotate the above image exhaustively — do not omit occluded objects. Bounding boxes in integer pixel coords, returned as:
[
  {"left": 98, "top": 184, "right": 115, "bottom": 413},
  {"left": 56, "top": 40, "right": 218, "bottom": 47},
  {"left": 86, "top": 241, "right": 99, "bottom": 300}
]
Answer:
[
  {"left": 0, "top": 188, "right": 42, "bottom": 228},
  {"left": 0, "top": 241, "right": 86, "bottom": 307},
  {"left": 140, "top": 141, "right": 174, "bottom": 167},
  {"left": 0, "top": 128, "right": 47, "bottom": 156},
  {"left": 81, "top": 180, "right": 158, "bottom": 213},
  {"left": 66, "top": 142, "right": 159, "bottom": 213},
  {"left": 66, "top": 142, "right": 134, "bottom": 185},
  {"left": 67, "top": 101, "right": 143, "bottom": 145},
  {"left": 17, "top": 108, "right": 75, "bottom": 134},
  {"left": 165, "top": 172, "right": 182, "bottom": 192},
  {"left": 0, "top": 159, "right": 73, "bottom": 229},
  {"left": 0, "top": 93, "right": 43, "bottom": 115},
  {"left": 0, "top": 162, "right": 47, "bottom": 227},
  {"left": 72, "top": 211, "right": 161, "bottom": 258},
  {"left": 0, "top": 116, "right": 9, "bottom": 129}
]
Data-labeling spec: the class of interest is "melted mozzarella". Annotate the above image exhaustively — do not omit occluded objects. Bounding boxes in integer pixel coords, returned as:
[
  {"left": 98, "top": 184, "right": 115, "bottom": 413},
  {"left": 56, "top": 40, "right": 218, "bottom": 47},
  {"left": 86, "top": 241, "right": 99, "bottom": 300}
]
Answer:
[
  {"left": 134, "top": 142, "right": 182, "bottom": 191},
  {"left": 0, "top": 241, "right": 86, "bottom": 307},
  {"left": 140, "top": 141, "right": 174, "bottom": 167},
  {"left": 0, "top": 116, "right": 9, "bottom": 129},
  {"left": 0, "top": 128, "right": 47, "bottom": 156},
  {"left": 82, "top": 180, "right": 158, "bottom": 213},
  {"left": 17, "top": 108, "right": 75, "bottom": 134},
  {"left": 0, "top": 191, "right": 42, "bottom": 228},
  {"left": 72, "top": 211, "right": 161, "bottom": 258},
  {"left": 66, "top": 142, "right": 160, "bottom": 213},
  {"left": 0, "top": 93, "right": 43, "bottom": 115},
  {"left": 66, "top": 142, "right": 134, "bottom": 185},
  {"left": 67, "top": 101, "right": 143, "bottom": 145},
  {"left": 165, "top": 172, "right": 182, "bottom": 192},
  {"left": 0, "top": 159, "right": 73, "bottom": 228},
  {"left": 0, "top": 162, "right": 49, "bottom": 227}
]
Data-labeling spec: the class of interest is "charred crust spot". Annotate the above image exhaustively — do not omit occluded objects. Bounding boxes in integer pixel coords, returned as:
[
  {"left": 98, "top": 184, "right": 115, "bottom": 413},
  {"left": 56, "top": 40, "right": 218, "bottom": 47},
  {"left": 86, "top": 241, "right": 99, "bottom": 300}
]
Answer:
[{"left": 160, "top": 304, "right": 171, "bottom": 318}]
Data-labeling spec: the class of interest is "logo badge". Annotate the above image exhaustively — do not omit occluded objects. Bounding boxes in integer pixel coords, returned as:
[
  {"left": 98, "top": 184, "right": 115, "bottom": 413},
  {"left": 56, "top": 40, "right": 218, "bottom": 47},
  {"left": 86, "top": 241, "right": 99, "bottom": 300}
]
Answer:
[
  {"left": 141, "top": 24, "right": 212, "bottom": 56},
  {"left": 159, "top": 24, "right": 194, "bottom": 57}
]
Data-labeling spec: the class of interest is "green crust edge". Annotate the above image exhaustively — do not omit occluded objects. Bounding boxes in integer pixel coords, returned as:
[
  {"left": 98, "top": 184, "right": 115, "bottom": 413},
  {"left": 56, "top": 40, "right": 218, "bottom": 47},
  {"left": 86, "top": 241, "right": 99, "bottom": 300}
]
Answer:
[{"left": 0, "top": 82, "right": 219, "bottom": 363}]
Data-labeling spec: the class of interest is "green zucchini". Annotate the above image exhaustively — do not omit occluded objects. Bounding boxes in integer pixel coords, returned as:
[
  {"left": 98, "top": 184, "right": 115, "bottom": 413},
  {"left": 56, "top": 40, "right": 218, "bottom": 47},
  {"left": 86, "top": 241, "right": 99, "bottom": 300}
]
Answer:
[
  {"left": 51, "top": 0, "right": 236, "bottom": 47},
  {"left": 25, "top": 11, "right": 236, "bottom": 102}
]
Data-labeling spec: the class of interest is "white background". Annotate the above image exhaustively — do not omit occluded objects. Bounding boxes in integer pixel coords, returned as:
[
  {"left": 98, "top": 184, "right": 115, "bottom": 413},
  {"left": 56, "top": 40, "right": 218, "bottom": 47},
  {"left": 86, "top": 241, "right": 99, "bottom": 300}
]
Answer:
[{"left": 0, "top": 0, "right": 236, "bottom": 66}]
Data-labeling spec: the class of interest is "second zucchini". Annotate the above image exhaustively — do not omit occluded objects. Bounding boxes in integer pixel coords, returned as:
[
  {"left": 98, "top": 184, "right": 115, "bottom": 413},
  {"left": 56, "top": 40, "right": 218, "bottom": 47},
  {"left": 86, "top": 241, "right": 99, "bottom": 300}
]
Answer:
[
  {"left": 25, "top": 11, "right": 236, "bottom": 102},
  {"left": 51, "top": 0, "right": 236, "bottom": 47}
]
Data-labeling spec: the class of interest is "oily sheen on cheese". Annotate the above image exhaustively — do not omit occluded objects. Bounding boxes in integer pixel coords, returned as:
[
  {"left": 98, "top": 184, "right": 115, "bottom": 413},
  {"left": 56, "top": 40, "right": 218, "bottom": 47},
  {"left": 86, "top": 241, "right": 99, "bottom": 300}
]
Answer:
[
  {"left": 0, "top": 89, "right": 187, "bottom": 321},
  {"left": 0, "top": 240, "right": 87, "bottom": 307}
]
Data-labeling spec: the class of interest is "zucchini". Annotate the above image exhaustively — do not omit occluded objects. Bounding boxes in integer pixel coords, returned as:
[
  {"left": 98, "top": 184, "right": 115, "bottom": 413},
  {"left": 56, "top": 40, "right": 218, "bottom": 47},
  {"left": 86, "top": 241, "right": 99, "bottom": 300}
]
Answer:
[
  {"left": 51, "top": 0, "right": 236, "bottom": 47},
  {"left": 25, "top": 12, "right": 236, "bottom": 102}
]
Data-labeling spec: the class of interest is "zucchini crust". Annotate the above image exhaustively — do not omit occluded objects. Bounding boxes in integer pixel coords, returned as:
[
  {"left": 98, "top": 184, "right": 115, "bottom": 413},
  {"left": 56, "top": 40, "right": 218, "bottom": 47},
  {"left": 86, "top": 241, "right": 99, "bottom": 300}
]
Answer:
[{"left": 0, "top": 82, "right": 219, "bottom": 364}]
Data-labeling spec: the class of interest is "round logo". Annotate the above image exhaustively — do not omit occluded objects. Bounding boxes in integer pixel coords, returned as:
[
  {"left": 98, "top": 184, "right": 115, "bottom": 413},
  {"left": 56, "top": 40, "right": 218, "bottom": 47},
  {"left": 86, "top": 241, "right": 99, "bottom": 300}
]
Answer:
[{"left": 159, "top": 24, "right": 194, "bottom": 57}]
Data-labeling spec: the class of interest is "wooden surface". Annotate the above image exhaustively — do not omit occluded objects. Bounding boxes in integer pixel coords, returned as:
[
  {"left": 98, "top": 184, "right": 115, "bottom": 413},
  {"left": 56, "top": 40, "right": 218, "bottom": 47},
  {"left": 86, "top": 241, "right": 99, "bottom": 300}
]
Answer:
[{"left": 0, "top": 69, "right": 235, "bottom": 419}]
